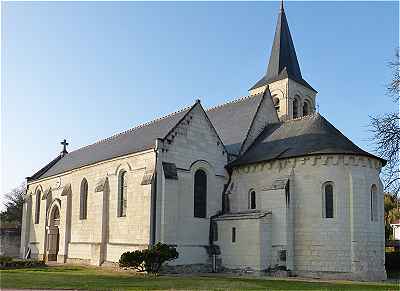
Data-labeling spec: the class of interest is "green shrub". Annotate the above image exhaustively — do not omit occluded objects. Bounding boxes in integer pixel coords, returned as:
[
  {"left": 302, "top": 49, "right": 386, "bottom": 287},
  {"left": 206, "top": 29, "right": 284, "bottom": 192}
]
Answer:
[
  {"left": 386, "top": 252, "right": 400, "bottom": 271},
  {"left": 119, "top": 250, "right": 145, "bottom": 271},
  {"left": 0, "top": 257, "right": 45, "bottom": 269},
  {"left": 0, "top": 256, "right": 13, "bottom": 264},
  {"left": 119, "top": 243, "right": 179, "bottom": 274}
]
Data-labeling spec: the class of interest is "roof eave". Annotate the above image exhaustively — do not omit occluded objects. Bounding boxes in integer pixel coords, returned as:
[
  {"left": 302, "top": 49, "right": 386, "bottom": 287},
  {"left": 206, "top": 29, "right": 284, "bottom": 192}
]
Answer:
[{"left": 228, "top": 152, "right": 386, "bottom": 169}]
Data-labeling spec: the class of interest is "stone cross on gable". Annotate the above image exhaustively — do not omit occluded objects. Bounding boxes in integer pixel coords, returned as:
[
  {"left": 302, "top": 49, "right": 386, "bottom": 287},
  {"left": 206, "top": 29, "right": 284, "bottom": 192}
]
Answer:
[{"left": 61, "top": 139, "right": 69, "bottom": 156}]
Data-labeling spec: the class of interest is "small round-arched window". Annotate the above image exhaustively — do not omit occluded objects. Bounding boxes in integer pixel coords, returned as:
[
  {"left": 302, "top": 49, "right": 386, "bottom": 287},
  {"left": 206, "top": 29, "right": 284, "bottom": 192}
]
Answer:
[
  {"left": 248, "top": 190, "right": 256, "bottom": 210},
  {"left": 370, "top": 184, "right": 378, "bottom": 221},
  {"left": 323, "top": 182, "right": 334, "bottom": 219},
  {"left": 303, "top": 100, "right": 310, "bottom": 116},
  {"left": 194, "top": 169, "right": 207, "bottom": 218},
  {"left": 293, "top": 98, "right": 299, "bottom": 118}
]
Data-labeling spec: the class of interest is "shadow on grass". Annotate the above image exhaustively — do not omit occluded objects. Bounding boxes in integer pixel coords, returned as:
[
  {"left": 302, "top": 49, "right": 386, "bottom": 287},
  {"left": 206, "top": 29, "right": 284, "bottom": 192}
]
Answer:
[{"left": 0, "top": 266, "right": 398, "bottom": 291}]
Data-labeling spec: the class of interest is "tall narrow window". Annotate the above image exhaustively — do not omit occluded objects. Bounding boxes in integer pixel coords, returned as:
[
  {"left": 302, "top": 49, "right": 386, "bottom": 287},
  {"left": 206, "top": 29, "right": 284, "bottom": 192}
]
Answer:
[
  {"left": 248, "top": 190, "right": 256, "bottom": 210},
  {"left": 118, "top": 171, "right": 128, "bottom": 217},
  {"left": 232, "top": 227, "right": 236, "bottom": 243},
  {"left": 371, "top": 184, "right": 378, "bottom": 221},
  {"left": 323, "top": 182, "right": 334, "bottom": 218},
  {"left": 34, "top": 189, "right": 41, "bottom": 224},
  {"left": 285, "top": 181, "right": 290, "bottom": 208},
  {"left": 211, "top": 221, "right": 218, "bottom": 242},
  {"left": 293, "top": 98, "right": 299, "bottom": 118},
  {"left": 303, "top": 100, "right": 310, "bottom": 116},
  {"left": 194, "top": 169, "right": 207, "bottom": 218},
  {"left": 80, "top": 178, "right": 88, "bottom": 220}
]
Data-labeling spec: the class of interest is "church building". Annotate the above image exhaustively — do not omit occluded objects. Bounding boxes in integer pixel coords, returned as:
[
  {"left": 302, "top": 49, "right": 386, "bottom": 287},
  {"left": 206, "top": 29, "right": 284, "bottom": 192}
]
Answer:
[{"left": 20, "top": 2, "right": 387, "bottom": 281}]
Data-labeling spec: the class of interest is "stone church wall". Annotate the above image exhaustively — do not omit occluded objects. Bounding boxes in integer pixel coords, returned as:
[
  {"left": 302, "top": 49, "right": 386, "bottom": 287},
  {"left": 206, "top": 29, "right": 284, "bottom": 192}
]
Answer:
[
  {"left": 157, "top": 103, "right": 227, "bottom": 265},
  {"left": 229, "top": 154, "right": 386, "bottom": 280},
  {"left": 250, "top": 78, "right": 317, "bottom": 121},
  {"left": 215, "top": 214, "right": 272, "bottom": 270},
  {"left": 22, "top": 149, "right": 155, "bottom": 265}
]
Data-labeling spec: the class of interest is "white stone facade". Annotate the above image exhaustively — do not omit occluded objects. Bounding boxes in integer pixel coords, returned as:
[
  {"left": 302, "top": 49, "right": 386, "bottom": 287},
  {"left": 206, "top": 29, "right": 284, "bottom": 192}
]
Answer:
[
  {"left": 21, "top": 99, "right": 386, "bottom": 281},
  {"left": 21, "top": 149, "right": 155, "bottom": 265},
  {"left": 219, "top": 154, "right": 386, "bottom": 280},
  {"left": 250, "top": 78, "right": 317, "bottom": 121},
  {"left": 20, "top": 4, "right": 386, "bottom": 281}
]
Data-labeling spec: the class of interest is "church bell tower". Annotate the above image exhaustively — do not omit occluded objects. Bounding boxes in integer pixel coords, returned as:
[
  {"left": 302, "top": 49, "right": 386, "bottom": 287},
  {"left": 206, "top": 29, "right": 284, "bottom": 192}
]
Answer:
[{"left": 249, "top": 1, "right": 317, "bottom": 121}]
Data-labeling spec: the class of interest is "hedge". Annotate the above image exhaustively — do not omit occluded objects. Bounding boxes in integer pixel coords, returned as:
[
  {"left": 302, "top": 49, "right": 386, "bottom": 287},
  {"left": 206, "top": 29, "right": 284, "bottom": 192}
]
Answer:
[{"left": 0, "top": 256, "right": 45, "bottom": 269}]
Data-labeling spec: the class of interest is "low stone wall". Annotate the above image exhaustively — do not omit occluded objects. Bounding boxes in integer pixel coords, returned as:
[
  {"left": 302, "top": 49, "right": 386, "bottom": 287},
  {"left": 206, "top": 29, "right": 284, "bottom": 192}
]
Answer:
[{"left": 0, "top": 227, "right": 21, "bottom": 258}]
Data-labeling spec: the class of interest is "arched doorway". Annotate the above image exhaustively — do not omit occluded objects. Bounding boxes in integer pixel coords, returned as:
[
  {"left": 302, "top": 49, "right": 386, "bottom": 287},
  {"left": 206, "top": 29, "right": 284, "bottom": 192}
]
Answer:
[{"left": 47, "top": 203, "right": 60, "bottom": 261}]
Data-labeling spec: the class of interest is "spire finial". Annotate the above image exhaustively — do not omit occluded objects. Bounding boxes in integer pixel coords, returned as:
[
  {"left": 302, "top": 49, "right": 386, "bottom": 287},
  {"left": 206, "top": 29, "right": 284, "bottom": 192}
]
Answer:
[
  {"left": 60, "top": 139, "right": 69, "bottom": 156},
  {"left": 280, "top": 0, "right": 284, "bottom": 12}
]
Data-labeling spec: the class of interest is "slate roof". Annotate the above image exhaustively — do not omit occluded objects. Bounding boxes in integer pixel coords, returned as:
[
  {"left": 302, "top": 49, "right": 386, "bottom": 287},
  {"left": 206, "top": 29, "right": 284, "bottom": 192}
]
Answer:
[
  {"left": 28, "top": 105, "right": 192, "bottom": 181},
  {"left": 229, "top": 113, "right": 386, "bottom": 167},
  {"left": 250, "top": 5, "right": 316, "bottom": 92},
  {"left": 28, "top": 92, "right": 265, "bottom": 182},
  {"left": 207, "top": 93, "right": 264, "bottom": 155}
]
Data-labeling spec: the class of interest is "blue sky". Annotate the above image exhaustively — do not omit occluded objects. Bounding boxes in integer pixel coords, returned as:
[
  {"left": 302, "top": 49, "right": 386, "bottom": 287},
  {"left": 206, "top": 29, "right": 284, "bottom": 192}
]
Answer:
[{"left": 1, "top": 1, "right": 398, "bottom": 206}]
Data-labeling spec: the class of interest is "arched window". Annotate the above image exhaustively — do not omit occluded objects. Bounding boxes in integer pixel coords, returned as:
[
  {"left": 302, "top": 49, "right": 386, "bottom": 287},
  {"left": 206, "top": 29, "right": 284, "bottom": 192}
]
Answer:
[
  {"left": 323, "top": 182, "right": 334, "bottom": 218},
  {"left": 248, "top": 190, "right": 256, "bottom": 210},
  {"left": 118, "top": 171, "right": 128, "bottom": 217},
  {"left": 303, "top": 100, "right": 310, "bottom": 116},
  {"left": 273, "top": 96, "right": 280, "bottom": 112},
  {"left": 34, "top": 189, "right": 41, "bottom": 224},
  {"left": 211, "top": 221, "right": 218, "bottom": 242},
  {"left": 293, "top": 98, "right": 299, "bottom": 118},
  {"left": 80, "top": 178, "right": 88, "bottom": 220},
  {"left": 371, "top": 184, "right": 378, "bottom": 221},
  {"left": 50, "top": 206, "right": 60, "bottom": 226},
  {"left": 194, "top": 169, "right": 207, "bottom": 218},
  {"left": 285, "top": 181, "right": 290, "bottom": 208}
]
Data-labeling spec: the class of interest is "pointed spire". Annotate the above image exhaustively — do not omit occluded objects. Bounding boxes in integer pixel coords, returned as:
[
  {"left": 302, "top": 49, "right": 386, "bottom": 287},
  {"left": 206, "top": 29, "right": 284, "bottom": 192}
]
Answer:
[
  {"left": 266, "top": 1, "right": 302, "bottom": 82},
  {"left": 250, "top": 2, "right": 316, "bottom": 92}
]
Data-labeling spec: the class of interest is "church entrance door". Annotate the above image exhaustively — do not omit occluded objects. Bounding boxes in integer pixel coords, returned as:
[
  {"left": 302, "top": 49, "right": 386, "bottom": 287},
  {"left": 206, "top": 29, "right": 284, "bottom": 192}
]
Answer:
[{"left": 47, "top": 204, "right": 60, "bottom": 261}]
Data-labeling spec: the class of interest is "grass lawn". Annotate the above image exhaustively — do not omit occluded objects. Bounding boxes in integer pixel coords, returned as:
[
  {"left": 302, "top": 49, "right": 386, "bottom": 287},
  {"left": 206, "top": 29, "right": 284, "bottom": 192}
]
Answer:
[{"left": 0, "top": 265, "right": 398, "bottom": 290}]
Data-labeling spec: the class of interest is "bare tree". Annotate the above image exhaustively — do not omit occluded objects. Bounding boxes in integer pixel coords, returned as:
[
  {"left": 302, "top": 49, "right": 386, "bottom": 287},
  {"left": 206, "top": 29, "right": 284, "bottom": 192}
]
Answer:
[
  {"left": 388, "top": 48, "right": 400, "bottom": 101},
  {"left": 371, "top": 49, "right": 400, "bottom": 196},
  {"left": 0, "top": 183, "right": 26, "bottom": 226}
]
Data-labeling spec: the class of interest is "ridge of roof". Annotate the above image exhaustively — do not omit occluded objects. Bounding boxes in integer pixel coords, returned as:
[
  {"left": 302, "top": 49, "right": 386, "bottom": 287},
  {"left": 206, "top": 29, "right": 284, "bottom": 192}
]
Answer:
[
  {"left": 68, "top": 95, "right": 259, "bottom": 156},
  {"left": 27, "top": 93, "right": 268, "bottom": 182},
  {"left": 206, "top": 94, "right": 260, "bottom": 112},
  {"left": 71, "top": 103, "right": 194, "bottom": 154}
]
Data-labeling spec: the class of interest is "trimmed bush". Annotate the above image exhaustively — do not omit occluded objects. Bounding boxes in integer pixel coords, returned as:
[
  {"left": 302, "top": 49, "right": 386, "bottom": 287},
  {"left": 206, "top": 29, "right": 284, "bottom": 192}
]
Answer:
[
  {"left": 119, "top": 250, "right": 145, "bottom": 271},
  {"left": 119, "top": 243, "right": 179, "bottom": 274}
]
